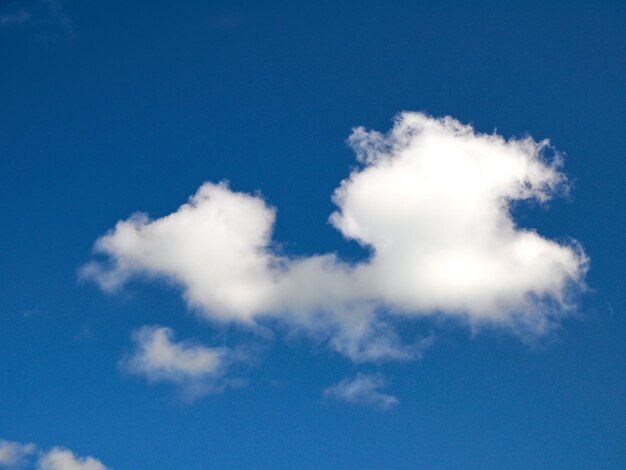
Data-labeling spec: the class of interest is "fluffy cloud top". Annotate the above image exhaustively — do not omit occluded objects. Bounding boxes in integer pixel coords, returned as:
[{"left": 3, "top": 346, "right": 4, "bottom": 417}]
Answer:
[
  {"left": 0, "top": 440, "right": 35, "bottom": 467},
  {"left": 324, "top": 373, "right": 399, "bottom": 410},
  {"left": 83, "top": 112, "right": 587, "bottom": 359},
  {"left": 0, "top": 440, "right": 109, "bottom": 470},
  {"left": 38, "top": 449, "right": 109, "bottom": 470}
]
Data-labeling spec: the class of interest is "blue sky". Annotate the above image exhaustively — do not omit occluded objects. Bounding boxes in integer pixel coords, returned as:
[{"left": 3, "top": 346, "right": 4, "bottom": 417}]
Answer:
[{"left": 0, "top": 1, "right": 624, "bottom": 469}]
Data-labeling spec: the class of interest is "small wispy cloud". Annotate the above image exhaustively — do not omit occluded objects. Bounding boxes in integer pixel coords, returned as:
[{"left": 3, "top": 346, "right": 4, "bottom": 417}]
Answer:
[
  {"left": 324, "top": 373, "right": 399, "bottom": 411},
  {"left": 0, "top": 8, "right": 31, "bottom": 27},
  {"left": 0, "top": 0, "right": 74, "bottom": 39},
  {"left": 121, "top": 325, "right": 248, "bottom": 401},
  {"left": 206, "top": 14, "right": 241, "bottom": 32},
  {"left": 21, "top": 305, "right": 45, "bottom": 319},
  {"left": 0, "top": 439, "right": 36, "bottom": 467}
]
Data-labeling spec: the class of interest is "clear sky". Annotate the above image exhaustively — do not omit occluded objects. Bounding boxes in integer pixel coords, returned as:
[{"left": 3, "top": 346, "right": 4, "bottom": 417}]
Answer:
[{"left": 0, "top": 1, "right": 624, "bottom": 469}]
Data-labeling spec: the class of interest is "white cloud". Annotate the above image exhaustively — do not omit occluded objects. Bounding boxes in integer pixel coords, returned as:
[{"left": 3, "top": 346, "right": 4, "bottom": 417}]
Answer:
[
  {"left": 38, "top": 448, "right": 109, "bottom": 470},
  {"left": 0, "top": 440, "right": 108, "bottom": 470},
  {"left": 0, "top": 439, "right": 35, "bottom": 467},
  {"left": 332, "top": 113, "right": 587, "bottom": 336},
  {"left": 122, "top": 325, "right": 244, "bottom": 400},
  {"left": 83, "top": 112, "right": 588, "bottom": 359},
  {"left": 324, "top": 373, "right": 399, "bottom": 410}
]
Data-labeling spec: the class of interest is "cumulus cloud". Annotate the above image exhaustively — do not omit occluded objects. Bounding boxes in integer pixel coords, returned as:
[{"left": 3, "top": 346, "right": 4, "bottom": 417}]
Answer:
[
  {"left": 83, "top": 112, "right": 588, "bottom": 360},
  {"left": 38, "top": 448, "right": 109, "bottom": 470},
  {"left": 121, "top": 326, "right": 245, "bottom": 400},
  {"left": 0, "top": 439, "right": 35, "bottom": 467},
  {"left": 0, "top": 440, "right": 108, "bottom": 470},
  {"left": 324, "top": 373, "right": 399, "bottom": 410}
]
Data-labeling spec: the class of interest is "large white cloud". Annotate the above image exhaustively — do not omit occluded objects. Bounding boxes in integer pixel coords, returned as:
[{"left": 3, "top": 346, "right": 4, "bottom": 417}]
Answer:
[
  {"left": 333, "top": 113, "right": 587, "bottom": 335},
  {"left": 83, "top": 112, "right": 588, "bottom": 359}
]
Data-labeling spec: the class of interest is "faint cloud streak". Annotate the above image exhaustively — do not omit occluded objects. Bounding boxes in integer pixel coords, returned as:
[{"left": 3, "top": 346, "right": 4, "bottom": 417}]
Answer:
[
  {"left": 324, "top": 373, "right": 399, "bottom": 410},
  {"left": 206, "top": 14, "right": 241, "bottom": 31},
  {"left": 0, "top": 8, "right": 31, "bottom": 27},
  {"left": 0, "top": 0, "right": 75, "bottom": 39}
]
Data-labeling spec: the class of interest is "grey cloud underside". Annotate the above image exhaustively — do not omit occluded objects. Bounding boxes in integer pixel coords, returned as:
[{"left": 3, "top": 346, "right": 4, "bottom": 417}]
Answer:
[{"left": 83, "top": 112, "right": 588, "bottom": 361}]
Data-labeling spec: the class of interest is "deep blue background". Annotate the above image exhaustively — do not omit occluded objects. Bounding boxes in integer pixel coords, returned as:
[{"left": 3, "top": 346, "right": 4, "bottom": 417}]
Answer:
[{"left": 1, "top": 1, "right": 624, "bottom": 468}]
